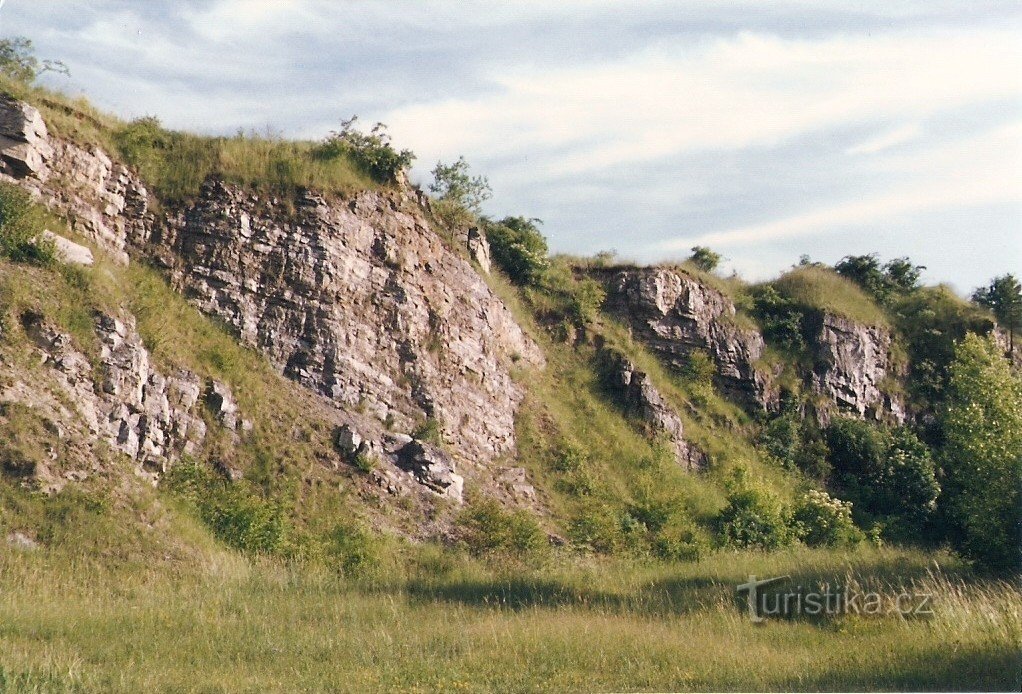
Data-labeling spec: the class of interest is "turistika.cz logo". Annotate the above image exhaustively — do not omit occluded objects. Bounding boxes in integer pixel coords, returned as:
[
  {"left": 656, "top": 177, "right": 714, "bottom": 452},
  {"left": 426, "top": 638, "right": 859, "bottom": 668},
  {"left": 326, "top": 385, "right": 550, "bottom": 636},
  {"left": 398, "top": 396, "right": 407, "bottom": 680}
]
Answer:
[{"left": 736, "top": 575, "right": 934, "bottom": 623}]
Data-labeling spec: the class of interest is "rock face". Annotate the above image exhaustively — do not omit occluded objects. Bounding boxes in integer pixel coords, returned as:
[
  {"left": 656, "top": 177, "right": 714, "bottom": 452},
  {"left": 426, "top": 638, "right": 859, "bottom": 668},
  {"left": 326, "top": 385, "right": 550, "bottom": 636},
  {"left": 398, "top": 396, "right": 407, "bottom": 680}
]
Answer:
[
  {"left": 0, "top": 95, "right": 54, "bottom": 179},
  {"left": 19, "top": 311, "right": 211, "bottom": 478},
  {"left": 0, "top": 95, "right": 544, "bottom": 479},
  {"left": 809, "top": 313, "right": 904, "bottom": 424},
  {"left": 141, "top": 179, "right": 542, "bottom": 464},
  {"left": 597, "top": 268, "right": 778, "bottom": 412},
  {"left": 602, "top": 349, "right": 706, "bottom": 470},
  {"left": 0, "top": 97, "right": 152, "bottom": 263}
]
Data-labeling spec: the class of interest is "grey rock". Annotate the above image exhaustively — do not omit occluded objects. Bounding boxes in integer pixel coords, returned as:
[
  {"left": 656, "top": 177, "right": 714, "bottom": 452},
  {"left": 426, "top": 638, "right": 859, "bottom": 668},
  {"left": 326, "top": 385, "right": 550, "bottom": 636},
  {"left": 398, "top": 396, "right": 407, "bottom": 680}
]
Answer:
[
  {"left": 396, "top": 439, "right": 465, "bottom": 502},
  {"left": 602, "top": 348, "right": 706, "bottom": 471},
  {"left": 0, "top": 95, "right": 53, "bottom": 179},
  {"left": 6, "top": 531, "right": 39, "bottom": 551},
  {"left": 153, "top": 177, "right": 543, "bottom": 464},
  {"left": 467, "top": 226, "right": 491, "bottom": 274},
  {"left": 809, "top": 313, "right": 904, "bottom": 424},
  {"left": 497, "top": 466, "right": 537, "bottom": 501},
  {"left": 41, "top": 230, "right": 94, "bottom": 266},
  {"left": 597, "top": 267, "right": 779, "bottom": 412},
  {"left": 334, "top": 424, "right": 363, "bottom": 455},
  {"left": 206, "top": 380, "right": 239, "bottom": 430}
]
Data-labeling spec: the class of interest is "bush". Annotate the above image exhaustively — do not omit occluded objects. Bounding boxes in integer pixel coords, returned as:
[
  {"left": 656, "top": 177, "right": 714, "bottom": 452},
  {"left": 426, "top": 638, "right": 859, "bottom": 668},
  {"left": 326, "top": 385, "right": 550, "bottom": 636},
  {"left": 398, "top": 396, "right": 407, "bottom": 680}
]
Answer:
[
  {"left": 313, "top": 116, "right": 414, "bottom": 184},
  {"left": 791, "top": 489, "right": 863, "bottom": 547},
  {"left": 0, "top": 183, "right": 54, "bottom": 265},
  {"left": 328, "top": 520, "right": 380, "bottom": 578},
  {"left": 688, "top": 246, "right": 721, "bottom": 272},
  {"left": 568, "top": 277, "right": 606, "bottom": 325},
  {"left": 759, "top": 409, "right": 830, "bottom": 481},
  {"left": 456, "top": 499, "right": 545, "bottom": 558},
  {"left": 715, "top": 484, "right": 793, "bottom": 550},
  {"left": 750, "top": 284, "right": 807, "bottom": 352},
  {"left": 164, "top": 461, "right": 292, "bottom": 555},
  {"left": 825, "top": 418, "right": 939, "bottom": 539},
  {"left": 429, "top": 156, "right": 491, "bottom": 214},
  {"left": 484, "top": 216, "right": 550, "bottom": 286}
]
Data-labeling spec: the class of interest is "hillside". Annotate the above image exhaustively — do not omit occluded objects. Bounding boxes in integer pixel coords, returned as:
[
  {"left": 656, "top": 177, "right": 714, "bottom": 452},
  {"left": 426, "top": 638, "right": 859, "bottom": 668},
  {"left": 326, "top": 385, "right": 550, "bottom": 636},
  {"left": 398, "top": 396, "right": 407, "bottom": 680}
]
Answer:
[{"left": 0, "top": 82, "right": 1019, "bottom": 692}]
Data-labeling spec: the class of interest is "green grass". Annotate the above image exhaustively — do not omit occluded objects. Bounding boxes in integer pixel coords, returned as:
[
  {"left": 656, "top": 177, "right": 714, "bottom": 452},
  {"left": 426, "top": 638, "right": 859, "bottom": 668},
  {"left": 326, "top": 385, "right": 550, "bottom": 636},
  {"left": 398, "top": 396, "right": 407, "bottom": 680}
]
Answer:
[
  {"left": 771, "top": 266, "right": 890, "bottom": 328},
  {"left": 0, "top": 542, "right": 1017, "bottom": 692},
  {"left": 1, "top": 77, "right": 379, "bottom": 203}
]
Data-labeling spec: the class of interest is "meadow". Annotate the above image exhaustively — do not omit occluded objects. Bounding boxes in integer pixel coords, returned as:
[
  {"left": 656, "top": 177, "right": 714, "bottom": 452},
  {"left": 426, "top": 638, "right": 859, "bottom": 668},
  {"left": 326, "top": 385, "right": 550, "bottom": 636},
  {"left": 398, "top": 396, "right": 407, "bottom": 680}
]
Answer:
[{"left": 0, "top": 542, "right": 1018, "bottom": 692}]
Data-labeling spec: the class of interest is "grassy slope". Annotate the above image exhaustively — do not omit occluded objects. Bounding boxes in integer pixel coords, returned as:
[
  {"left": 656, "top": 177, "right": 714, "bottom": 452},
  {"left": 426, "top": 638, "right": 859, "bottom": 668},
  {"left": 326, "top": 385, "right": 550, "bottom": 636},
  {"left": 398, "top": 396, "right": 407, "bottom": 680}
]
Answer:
[{"left": 771, "top": 266, "right": 890, "bottom": 327}]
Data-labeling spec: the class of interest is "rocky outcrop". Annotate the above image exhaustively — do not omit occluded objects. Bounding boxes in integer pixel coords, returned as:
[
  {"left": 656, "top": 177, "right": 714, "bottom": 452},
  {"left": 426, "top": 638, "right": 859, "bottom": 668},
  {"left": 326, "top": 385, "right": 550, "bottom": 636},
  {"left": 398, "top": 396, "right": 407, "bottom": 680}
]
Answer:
[
  {"left": 808, "top": 313, "right": 904, "bottom": 424},
  {"left": 18, "top": 311, "right": 212, "bottom": 478},
  {"left": 0, "top": 95, "right": 53, "bottom": 179},
  {"left": 0, "top": 95, "right": 544, "bottom": 479},
  {"left": 602, "top": 348, "right": 706, "bottom": 471},
  {"left": 0, "top": 97, "right": 152, "bottom": 263},
  {"left": 597, "top": 268, "right": 778, "bottom": 411},
  {"left": 141, "top": 179, "right": 542, "bottom": 464}
]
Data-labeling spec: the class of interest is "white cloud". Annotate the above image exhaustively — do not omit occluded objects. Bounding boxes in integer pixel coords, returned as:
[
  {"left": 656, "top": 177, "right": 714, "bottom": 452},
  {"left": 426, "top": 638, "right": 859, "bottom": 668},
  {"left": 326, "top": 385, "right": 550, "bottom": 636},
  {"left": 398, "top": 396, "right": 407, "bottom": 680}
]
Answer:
[
  {"left": 846, "top": 124, "right": 921, "bottom": 156},
  {"left": 384, "top": 26, "right": 1019, "bottom": 176},
  {"left": 651, "top": 123, "right": 1022, "bottom": 251}
]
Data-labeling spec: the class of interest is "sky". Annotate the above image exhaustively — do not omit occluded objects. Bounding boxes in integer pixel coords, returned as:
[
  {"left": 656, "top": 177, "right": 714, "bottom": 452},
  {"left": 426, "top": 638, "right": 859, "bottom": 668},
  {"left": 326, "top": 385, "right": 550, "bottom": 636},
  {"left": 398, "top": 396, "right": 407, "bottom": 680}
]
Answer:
[{"left": 4, "top": 1, "right": 1020, "bottom": 292}]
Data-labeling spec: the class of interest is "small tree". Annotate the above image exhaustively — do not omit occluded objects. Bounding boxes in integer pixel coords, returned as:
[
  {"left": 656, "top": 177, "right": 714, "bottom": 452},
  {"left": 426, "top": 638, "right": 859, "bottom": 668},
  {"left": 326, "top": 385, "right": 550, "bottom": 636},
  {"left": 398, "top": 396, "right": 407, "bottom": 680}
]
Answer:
[
  {"left": 429, "top": 156, "right": 491, "bottom": 214},
  {"left": 972, "top": 274, "right": 1022, "bottom": 356},
  {"left": 689, "top": 246, "right": 721, "bottom": 273},
  {"left": 942, "top": 334, "right": 1022, "bottom": 572},
  {"left": 0, "top": 36, "right": 68, "bottom": 85}
]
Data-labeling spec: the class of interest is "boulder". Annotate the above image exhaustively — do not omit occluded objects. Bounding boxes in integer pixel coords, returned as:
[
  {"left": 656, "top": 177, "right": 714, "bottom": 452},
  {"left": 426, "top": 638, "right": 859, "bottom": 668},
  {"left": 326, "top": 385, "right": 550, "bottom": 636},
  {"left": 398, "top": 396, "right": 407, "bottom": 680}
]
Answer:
[
  {"left": 41, "top": 230, "right": 94, "bottom": 266},
  {"left": 396, "top": 439, "right": 464, "bottom": 502}
]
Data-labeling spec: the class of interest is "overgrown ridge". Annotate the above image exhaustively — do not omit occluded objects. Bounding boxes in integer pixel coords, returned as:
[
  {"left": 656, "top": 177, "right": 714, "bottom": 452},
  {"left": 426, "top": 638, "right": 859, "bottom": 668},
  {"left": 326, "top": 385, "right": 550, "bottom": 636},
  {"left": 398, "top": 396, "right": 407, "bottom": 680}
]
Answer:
[{"left": 0, "top": 76, "right": 1020, "bottom": 691}]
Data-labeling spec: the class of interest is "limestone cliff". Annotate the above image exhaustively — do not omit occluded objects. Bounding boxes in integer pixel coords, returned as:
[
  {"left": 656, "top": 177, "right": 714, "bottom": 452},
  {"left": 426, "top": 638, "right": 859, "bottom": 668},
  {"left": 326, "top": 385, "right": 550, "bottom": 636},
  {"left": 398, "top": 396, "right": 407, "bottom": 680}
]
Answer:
[
  {"left": 595, "top": 267, "right": 779, "bottom": 412},
  {"left": 0, "top": 96, "right": 543, "bottom": 481}
]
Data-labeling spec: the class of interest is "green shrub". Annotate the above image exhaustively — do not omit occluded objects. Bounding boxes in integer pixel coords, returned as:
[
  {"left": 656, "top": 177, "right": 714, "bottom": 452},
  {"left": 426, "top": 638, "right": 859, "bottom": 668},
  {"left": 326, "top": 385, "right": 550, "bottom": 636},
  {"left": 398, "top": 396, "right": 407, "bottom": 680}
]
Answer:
[
  {"left": 791, "top": 489, "right": 863, "bottom": 547},
  {"left": 429, "top": 156, "right": 491, "bottom": 214},
  {"left": 484, "top": 216, "right": 550, "bottom": 286},
  {"left": 0, "top": 183, "right": 54, "bottom": 265},
  {"left": 825, "top": 418, "right": 939, "bottom": 537},
  {"left": 759, "top": 409, "right": 830, "bottom": 481},
  {"left": 312, "top": 116, "right": 414, "bottom": 184},
  {"left": 714, "top": 483, "right": 793, "bottom": 550},
  {"left": 456, "top": 499, "right": 545, "bottom": 558},
  {"left": 163, "top": 461, "right": 292, "bottom": 555},
  {"left": 568, "top": 277, "right": 606, "bottom": 325},
  {"left": 750, "top": 284, "right": 807, "bottom": 352},
  {"left": 688, "top": 246, "right": 721, "bottom": 272},
  {"left": 412, "top": 417, "right": 444, "bottom": 444},
  {"left": 327, "top": 519, "right": 380, "bottom": 578}
]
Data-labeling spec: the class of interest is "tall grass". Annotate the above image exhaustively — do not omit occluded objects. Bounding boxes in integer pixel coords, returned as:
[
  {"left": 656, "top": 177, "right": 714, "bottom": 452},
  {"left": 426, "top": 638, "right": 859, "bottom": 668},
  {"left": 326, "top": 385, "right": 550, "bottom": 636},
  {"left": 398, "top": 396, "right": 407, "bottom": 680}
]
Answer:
[{"left": 0, "top": 543, "right": 1016, "bottom": 692}]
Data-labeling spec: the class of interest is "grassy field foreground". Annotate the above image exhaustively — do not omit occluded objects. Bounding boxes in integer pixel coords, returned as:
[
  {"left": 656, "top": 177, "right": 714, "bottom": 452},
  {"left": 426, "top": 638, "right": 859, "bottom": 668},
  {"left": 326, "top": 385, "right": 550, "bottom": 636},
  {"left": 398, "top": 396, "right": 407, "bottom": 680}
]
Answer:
[{"left": 0, "top": 545, "right": 1018, "bottom": 692}]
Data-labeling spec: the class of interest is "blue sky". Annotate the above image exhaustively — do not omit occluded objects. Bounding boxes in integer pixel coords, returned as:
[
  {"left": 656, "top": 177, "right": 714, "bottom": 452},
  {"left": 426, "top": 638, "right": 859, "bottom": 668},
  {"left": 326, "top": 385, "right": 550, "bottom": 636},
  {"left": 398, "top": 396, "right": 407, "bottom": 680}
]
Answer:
[{"left": 5, "top": 1, "right": 1020, "bottom": 292}]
